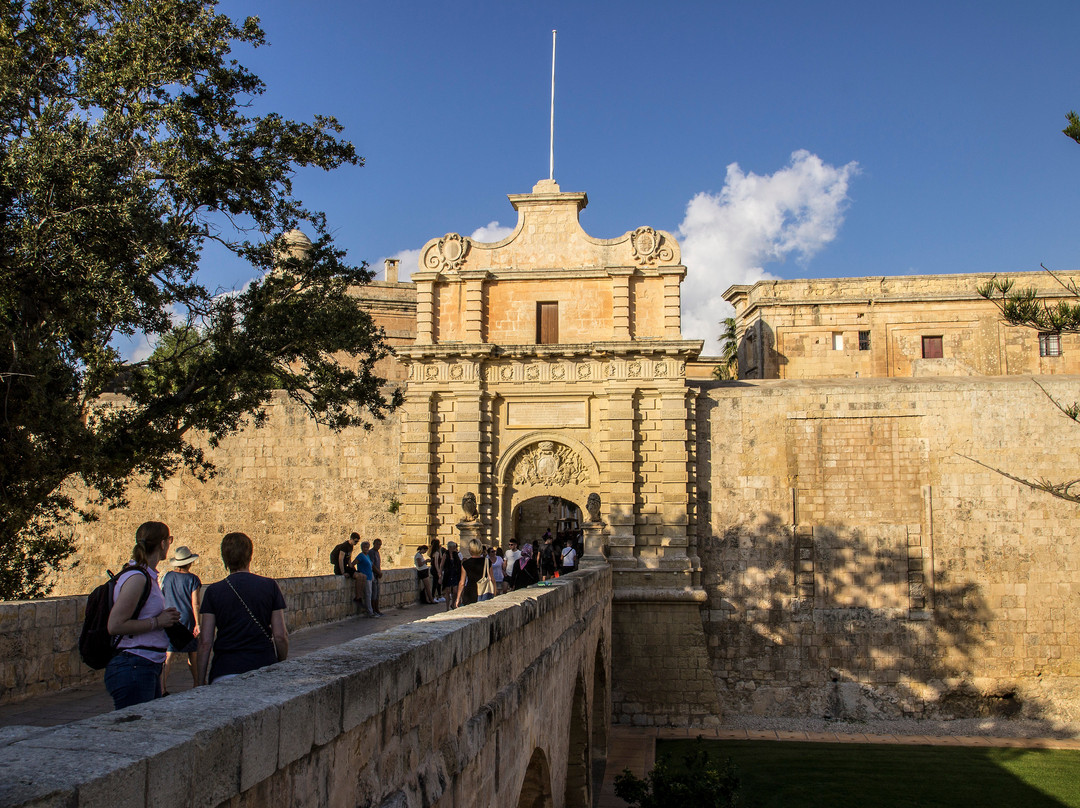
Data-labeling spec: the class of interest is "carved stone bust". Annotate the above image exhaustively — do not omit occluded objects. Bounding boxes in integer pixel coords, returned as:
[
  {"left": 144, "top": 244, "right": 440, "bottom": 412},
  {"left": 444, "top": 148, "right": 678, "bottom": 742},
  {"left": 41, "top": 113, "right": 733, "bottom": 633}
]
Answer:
[
  {"left": 461, "top": 492, "right": 479, "bottom": 522},
  {"left": 586, "top": 492, "right": 601, "bottom": 523}
]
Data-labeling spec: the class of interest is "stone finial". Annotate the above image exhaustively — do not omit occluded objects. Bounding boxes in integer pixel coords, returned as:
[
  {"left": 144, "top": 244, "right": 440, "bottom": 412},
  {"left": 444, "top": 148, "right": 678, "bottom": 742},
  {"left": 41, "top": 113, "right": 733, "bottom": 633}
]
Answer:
[
  {"left": 460, "top": 492, "right": 479, "bottom": 522},
  {"left": 384, "top": 258, "right": 400, "bottom": 284}
]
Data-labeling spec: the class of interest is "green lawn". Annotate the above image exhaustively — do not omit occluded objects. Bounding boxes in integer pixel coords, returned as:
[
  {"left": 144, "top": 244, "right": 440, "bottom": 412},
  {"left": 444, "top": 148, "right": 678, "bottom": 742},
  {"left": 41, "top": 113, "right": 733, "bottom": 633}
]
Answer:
[{"left": 657, "top": 739, "right": 1080, "bottom": 808}]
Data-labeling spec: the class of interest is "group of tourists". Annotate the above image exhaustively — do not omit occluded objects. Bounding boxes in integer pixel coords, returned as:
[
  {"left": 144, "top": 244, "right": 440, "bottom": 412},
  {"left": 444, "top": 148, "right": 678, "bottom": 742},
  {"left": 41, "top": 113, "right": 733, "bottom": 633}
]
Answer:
[
  {"left": 329, "top": 533, "right": 385, "bottom": 618},
  {"left": 97, "top": 520, "right": 581, "bottom": 713},
  {"left": 102, "top": 521, "right": 288, "bottom": 710},
  {"left": 412, "top": 528, "right": 579, "bottom": 608}
]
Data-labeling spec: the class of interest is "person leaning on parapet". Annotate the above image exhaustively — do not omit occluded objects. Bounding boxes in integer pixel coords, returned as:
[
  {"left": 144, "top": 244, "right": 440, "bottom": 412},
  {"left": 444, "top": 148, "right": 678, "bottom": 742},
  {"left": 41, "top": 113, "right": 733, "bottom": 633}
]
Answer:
[
  {"left": 367, "top": 538, "right": 385, "bottom": 616},
  {"left": 331, "top": 532, "right": 366, "bottom": 604},
  {"left": 197, "top": 532, "right": 288, "bottom": 686},
  {"left": 159, "top": 545, "right": 202, "bottom": 696},
  {"left": 354, "top": 541, "right": 378, "bottom": 617},
  {"left": 104, "top": 521, "right": 182, "bottom": 709},
  {"left": 414, "top": 545, "right": 434, "bottom": 604}
]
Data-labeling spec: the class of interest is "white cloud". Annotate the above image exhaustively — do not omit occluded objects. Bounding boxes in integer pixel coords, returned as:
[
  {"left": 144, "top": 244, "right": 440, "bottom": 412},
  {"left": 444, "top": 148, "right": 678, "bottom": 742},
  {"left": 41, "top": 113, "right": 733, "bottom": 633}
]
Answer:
[
  {"left": 470, "top": 221, "right": 515, "bottom": 243},
  {"left": 678, "top": 149, "right": 859, "bottom": 354}
]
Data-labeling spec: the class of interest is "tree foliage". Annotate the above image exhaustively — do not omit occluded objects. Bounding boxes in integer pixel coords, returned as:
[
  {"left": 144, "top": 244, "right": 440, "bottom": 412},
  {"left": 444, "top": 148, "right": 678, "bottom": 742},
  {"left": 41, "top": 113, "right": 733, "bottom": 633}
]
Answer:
[
  {"left": 964, "top": 115, "right": 1080, "bottom": 507},
  {"left": 614, "top": 742, "right": 741, "bottom": 808},
  {"left": 0, "top": 0, "right": 400, "bottom": 598},
  {"left": 714, "top": 317, "right": 739, "bottom": 380},
  {"left": 1065, "top": 111, "right": 1080, "bottom": 146}
]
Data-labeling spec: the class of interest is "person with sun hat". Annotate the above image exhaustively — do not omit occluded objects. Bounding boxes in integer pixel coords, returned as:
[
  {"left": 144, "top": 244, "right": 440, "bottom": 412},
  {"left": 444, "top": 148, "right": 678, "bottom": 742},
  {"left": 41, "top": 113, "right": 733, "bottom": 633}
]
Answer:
[{"left": 159, "top": 544, "right": 202, "bottom": 695}]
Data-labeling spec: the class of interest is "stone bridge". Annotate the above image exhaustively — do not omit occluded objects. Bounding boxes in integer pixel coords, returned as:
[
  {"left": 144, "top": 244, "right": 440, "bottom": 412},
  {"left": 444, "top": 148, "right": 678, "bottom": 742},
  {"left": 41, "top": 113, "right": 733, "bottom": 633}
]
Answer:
[{"left": 0, "top": 566, "right": 611, "bottom": 808}]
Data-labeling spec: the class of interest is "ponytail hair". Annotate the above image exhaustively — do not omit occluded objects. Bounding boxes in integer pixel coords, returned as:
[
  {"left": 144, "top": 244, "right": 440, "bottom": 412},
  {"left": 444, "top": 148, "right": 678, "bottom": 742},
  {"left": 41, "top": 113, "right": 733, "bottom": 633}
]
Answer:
[{"left": 133, "top": 521, "right": 170, "bottom": 567}]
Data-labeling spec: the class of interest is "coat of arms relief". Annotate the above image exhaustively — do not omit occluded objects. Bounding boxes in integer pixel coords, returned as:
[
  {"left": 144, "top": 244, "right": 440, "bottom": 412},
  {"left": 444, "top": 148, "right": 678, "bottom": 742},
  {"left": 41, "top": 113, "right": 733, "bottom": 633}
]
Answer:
[{"left": 511, "top": 441, "right": 589, "bottom": 487}]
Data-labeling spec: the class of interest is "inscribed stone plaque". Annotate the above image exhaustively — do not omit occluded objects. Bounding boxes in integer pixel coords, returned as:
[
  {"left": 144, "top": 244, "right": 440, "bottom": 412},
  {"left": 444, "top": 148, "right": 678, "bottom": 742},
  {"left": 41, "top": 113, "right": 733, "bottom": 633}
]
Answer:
[{"left": 507, "top": 399, "right": 589, "bottom": 429}]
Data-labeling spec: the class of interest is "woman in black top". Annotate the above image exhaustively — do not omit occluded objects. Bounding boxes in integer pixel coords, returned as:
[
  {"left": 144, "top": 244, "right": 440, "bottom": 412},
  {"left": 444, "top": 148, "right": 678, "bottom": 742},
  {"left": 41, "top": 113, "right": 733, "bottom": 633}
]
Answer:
[
  {"left": 457, "top": 539, "right": 488, "bottom": 607},
  {"left": 441, "top": 540, "right": 462, "bottom": 610},
  {"left": 197, "top": 532, "right": 288, "bottom": 685}
]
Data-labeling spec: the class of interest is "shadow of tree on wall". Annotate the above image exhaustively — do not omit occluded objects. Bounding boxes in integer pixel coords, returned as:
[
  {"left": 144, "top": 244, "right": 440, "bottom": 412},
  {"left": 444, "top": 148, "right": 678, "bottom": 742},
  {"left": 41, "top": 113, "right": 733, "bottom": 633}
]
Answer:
[{"left": 698, "top": 512, "right": 1068, "bottom": 734}]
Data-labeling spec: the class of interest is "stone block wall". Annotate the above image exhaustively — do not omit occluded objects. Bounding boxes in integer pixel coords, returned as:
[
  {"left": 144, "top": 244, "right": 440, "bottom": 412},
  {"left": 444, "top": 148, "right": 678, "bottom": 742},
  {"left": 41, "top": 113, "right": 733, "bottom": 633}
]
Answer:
[
  {"left": 0, "top": 569, "right": 421, "bottom": 706},
  {"left": 53, "top": 390, "right": 406, "bottom": 598},
  {"left": 0, "top": 567, "right": 612, "bottom": 808},
  {"left": 696, "top": 375, "right": 1080, "bottom": 724}
]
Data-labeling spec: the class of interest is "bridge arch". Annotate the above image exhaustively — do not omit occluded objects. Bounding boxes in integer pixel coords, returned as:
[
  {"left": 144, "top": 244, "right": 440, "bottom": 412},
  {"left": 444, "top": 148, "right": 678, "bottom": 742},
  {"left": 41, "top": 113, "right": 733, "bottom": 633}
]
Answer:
[
  {"left": 516, "top": 747, "right": 554, "bottom": 808},
  {"left": 564, "top": 674, "right": 590, "bottom": 807},
  {"left": 495, "top": 432, "right": 600, "bottom": 546}
]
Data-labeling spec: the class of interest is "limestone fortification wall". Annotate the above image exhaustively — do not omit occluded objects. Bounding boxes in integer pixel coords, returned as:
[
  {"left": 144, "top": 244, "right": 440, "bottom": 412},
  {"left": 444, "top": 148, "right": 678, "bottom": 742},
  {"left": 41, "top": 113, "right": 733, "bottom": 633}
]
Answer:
[
  {"left": 54, "top": 391, "right": 406, "bottom": 598},
  {"left": 0, "top": 570, "right": 422, "bottom": 706},
  {"left": 697, "top": 375, "right": 1080, "bottom": 724},
  {"left": 0, "top": 567, "right": 612, "bottom": 808}
]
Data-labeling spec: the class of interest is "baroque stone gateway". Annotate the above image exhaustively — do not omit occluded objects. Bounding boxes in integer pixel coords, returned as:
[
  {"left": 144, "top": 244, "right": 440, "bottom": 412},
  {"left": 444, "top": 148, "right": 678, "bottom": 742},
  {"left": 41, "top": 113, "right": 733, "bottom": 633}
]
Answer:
[{"left": 51, "top": 179, "right": 1080, "bottom": 730}]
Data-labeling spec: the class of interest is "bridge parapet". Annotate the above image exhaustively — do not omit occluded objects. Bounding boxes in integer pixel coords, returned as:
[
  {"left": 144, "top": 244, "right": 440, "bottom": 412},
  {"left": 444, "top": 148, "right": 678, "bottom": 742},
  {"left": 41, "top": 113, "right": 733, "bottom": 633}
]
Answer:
[
  {"left": 0, "top": 566, "right": 612, "bottom": 808},
  {"left": 0, "top": 569, "right": 422, "bottom": 707}
]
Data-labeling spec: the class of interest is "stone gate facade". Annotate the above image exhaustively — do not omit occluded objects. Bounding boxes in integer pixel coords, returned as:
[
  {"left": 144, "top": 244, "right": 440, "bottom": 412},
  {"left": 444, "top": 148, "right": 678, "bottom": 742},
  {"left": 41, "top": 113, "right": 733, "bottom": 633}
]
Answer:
[{"left": 397, "top": 179, "right": 722, "bottom": 724}]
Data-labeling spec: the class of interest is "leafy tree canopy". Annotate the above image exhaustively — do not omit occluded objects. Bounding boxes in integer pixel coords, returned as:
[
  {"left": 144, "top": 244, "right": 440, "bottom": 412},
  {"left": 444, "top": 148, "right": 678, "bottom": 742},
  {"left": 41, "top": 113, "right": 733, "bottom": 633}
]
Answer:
[
  {"left": 714, "top": 316, "right": 739, "bottom": 380},
  {"left": 0, "top": 0, "right": 400, "bottom": 598}
]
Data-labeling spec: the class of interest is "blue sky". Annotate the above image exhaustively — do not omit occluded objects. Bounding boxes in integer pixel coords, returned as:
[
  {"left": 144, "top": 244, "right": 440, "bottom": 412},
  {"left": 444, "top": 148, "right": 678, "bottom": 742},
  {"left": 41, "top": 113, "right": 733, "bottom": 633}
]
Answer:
[{"left": 208, "top": 0, "right": 1080, "bottom": 352}]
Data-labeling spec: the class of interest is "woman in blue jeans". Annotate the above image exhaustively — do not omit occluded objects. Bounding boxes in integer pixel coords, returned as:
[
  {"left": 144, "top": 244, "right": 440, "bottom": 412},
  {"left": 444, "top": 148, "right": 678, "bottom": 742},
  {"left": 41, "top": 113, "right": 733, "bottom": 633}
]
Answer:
[{"left": 104, "top": 521, "right": 181, "bottom": 709}]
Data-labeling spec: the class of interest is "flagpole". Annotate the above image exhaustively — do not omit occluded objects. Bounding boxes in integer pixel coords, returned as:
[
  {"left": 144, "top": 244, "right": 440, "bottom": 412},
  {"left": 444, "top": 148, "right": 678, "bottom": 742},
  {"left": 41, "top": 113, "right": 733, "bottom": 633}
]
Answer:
[{"left": 549, "top": 29, "right": 556, "bottom": 181}]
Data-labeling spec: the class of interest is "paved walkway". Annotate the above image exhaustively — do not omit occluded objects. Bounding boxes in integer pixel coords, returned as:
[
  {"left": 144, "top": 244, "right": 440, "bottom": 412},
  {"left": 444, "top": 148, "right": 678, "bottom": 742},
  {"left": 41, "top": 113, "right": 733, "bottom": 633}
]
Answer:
[
  {"left": 0, "top": 601, "right": 446, "bottom": 728},
  {"left": 596, "top": 724, "right": 1080, "bottom": 807}
]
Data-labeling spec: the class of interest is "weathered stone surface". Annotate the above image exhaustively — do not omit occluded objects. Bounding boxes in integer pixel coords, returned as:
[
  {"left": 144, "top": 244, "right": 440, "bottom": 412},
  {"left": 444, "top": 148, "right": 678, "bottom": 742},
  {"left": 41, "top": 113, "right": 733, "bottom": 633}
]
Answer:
[{"left": 0, "top": 568, "right": 611, "bottom": 808}]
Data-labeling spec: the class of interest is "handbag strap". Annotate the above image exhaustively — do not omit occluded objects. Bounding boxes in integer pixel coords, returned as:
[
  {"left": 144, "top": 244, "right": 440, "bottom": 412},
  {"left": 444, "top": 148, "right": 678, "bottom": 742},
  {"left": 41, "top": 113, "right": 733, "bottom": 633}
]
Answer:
[{"left": 225, "top": 576, "right": 274, "bottom": 648}]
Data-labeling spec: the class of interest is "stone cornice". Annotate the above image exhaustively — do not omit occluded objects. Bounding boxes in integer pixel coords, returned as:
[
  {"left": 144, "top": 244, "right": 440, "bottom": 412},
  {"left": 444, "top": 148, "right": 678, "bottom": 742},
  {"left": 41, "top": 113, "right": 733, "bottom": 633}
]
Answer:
[{"left": 398, "top": 339, "right": 704, "bottom": 361}]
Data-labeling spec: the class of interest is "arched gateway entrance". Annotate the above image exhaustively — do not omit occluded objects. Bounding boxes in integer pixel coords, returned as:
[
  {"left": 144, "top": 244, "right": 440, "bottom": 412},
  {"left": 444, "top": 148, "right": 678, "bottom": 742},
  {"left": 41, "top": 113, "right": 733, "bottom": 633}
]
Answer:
[{"left": 494, "top": 433, "right": 598, "bottom": 548}]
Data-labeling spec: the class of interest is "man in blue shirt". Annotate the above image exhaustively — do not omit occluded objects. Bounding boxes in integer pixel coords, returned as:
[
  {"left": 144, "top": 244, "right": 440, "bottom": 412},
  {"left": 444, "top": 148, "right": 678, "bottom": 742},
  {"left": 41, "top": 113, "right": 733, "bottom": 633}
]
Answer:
[{"left": 353, "top": 542, "right": 377, "bottom": 617}]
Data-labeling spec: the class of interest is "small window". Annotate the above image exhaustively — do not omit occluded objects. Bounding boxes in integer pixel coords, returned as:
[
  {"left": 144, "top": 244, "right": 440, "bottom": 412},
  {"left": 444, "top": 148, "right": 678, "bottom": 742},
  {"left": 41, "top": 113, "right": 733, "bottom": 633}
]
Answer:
[
  {"left": 1039, "top": 333, "right": 1062, "bottom": 357},
  {"left": 832, "top": 332, "right": 843, "bottom": 351},
  {"left": 858, "top": 330, "right": 871, "bottom": 351},
  {"left": 537, "top": 302, "right": 558, "bottom": 345},
  {"left": 922, "top": 336, "right": 943, "bottom": 359}
]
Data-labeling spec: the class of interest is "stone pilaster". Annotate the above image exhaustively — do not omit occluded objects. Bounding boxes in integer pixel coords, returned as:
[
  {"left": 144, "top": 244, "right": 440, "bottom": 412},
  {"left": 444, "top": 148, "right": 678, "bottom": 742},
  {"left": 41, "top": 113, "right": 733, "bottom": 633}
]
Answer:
[
  {"left": 451, "top": 389, "right": 484, "bottom": 543},
  {"left": 657, "top": 387, "right": 690, "bottom": 565},
  {"left": 610, "top": 269, "right": 633, "bottom": 340},
  {"left": 460, "top": 271, "right": 489, "bottom": 344},
  {"left": 401, "top": 389, "right": 437, "bottom": 547},
  {"left": 413, "top": 272, "right": 437, "bottom": 345},
  {"left": 602, "top": 390, "right": 637, "bottom": 567},
  {"left": 659, "top": 268, "right": 685, "bottom": 339}
]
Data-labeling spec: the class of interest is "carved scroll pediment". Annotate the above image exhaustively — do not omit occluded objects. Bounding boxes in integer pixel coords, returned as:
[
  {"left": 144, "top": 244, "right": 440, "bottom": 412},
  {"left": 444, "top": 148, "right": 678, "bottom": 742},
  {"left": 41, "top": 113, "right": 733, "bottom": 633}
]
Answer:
[
  {"left": 630, "top": 226, "right": 675, "bottom": 266},
  {"left": 510, "top": 440, "right": 589, "bottom": 488},
  {"left": 423, "top": 233, "right": 471, "bottom": 272}
]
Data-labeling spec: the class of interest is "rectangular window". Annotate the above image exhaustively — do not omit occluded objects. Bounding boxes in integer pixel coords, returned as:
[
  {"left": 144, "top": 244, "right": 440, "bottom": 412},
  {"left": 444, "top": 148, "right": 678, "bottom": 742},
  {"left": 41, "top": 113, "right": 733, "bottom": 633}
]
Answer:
[
  {"left": 537, "top": 302, "right": 559, "bottom": 345},
  {"left": 858, "top": 330, "right": 871, "bottom": 351},
  {"left": 832, "top": 332, "right": 843, "bottom": 351},
  {"left": 1039, "top": 332, "right": 1062, "bottom": 357},
  {"left": 921, "top": 336, "right": 943, "bottom": 359}
]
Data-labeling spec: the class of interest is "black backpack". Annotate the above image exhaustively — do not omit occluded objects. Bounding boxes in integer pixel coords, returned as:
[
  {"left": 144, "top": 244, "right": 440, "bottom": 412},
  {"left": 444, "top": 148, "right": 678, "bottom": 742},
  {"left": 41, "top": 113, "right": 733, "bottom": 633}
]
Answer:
[{"left": 78, "top": 565, "right": 151, "bottom": 670}]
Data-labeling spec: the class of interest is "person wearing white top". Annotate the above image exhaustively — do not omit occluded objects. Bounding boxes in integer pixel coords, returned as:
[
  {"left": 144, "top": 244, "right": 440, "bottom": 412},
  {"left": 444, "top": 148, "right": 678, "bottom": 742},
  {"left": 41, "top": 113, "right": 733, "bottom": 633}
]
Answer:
[{"left": 560, "top": 542, "right": 577, "bottom": 574}]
